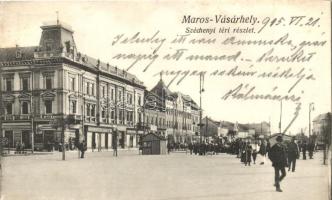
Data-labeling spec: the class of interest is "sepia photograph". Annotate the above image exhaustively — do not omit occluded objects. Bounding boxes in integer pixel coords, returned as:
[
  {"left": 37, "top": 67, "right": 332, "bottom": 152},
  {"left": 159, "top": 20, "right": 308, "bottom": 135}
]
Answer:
[{"left": 0, "top": 1, "right": 331, "bottom": 200}]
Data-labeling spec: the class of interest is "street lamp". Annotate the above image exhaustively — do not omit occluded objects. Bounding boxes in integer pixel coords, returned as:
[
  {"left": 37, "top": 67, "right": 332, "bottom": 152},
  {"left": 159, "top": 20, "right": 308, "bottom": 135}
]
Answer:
[
  {"left": 279, "top": 100, "right": 282, "bottom": 133},
  {"left": 50, "top": 116, "right": 67, "bottom": 160},
  {"left": 182, "top": 99, "right": 191, "bottom": 143},
  {"left": 107, "top": 99, "right": 124, "bottom": 153},
  {"left": 199, "top": 74, "right": 205, "bottom": 144},
  {"left": 309, "top": 102, "right": 315, "bottom": 137}
]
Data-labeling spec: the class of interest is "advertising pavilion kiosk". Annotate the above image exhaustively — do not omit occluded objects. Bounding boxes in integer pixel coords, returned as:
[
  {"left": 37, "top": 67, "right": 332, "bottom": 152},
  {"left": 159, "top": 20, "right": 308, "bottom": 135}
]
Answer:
[{"left": 141, "top": 133, "right": 166, "bottom": 155}]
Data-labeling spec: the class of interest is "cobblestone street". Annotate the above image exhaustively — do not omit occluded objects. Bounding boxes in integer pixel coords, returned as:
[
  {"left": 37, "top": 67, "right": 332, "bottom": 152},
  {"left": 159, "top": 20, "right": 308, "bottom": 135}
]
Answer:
[{"left": 0, "top": 151, "right": 329, "bottom": 200}]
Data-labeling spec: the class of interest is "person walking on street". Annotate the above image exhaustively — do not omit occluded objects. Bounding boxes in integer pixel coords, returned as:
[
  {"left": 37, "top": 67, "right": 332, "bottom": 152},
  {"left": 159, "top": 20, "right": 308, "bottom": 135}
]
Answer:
[
  {"left": 21, "top": 142, "right": 25, "bottom": 154},
  {"left": 287, "top": 137, "right": 299, "bottom": 172},
  {"left": 302, "top": 140, "right": 307, "bottom": 160},
  {"left": 259, "top": 140, "right": 267, "bottom": 165},
  {"left": 80, "top": 140, "right": 87, "bottom": 158},
  {"left": 252, "top": 142, "right": 259, "bottom": 164},
  {"left": 193, "top": 143, "right": 198, "bottom": 155},
  {"left": 245, "top": 142, "right": 252, "bottom": 166},
  {"left": 308, "top": 140, "right": 315, "bottom": 159},
  {"left": 188, "top": 142, "right": 193, "bottom": 155},
  {"left": 268, "top": 136, "right": 288, "bottom": 192},
  {"left": 113, "top": 142, "right": 118, "bottom": 157}
]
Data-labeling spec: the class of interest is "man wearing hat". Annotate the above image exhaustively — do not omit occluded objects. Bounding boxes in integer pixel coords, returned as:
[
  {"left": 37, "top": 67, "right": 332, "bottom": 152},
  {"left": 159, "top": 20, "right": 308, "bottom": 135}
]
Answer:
[
  {"left": 287, "top": 137, "right": 300, "bottom": 172},
  {"left": 268, "top": 135, "right": 288, "bottom": 192}
]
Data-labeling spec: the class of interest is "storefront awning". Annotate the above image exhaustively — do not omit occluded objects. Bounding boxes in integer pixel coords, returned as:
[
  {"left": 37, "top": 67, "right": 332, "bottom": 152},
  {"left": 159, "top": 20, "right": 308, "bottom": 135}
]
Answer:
[
  {"left": 87, "top": 126, "right": 112, "bottom": 133},
  {"left": 126, "top": 129, "right": 138, "bottom": 135},
  {"left": 2, "top": 123, "right": 31, "bottom": 130}
]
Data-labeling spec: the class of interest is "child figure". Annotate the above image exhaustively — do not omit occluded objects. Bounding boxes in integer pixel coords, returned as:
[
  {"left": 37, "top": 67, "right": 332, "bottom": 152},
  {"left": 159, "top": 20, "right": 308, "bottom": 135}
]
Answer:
[
  {"left": 252, "top": 142, "right": 260, "bottom": 164},
  {"left": 245, "top": 142, "right": 253, "bottom": 166}
]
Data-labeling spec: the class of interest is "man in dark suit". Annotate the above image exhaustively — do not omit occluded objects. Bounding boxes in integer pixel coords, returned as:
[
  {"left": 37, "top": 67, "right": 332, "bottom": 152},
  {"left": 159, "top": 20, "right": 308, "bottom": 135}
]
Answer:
[
  {"left": 302, "top": 140, "right": 307, "bottom": 160},
  {"left": 268, "top": 136, "right": 288, "bottom": 192},
  {"left": 308, "top": 140, "right": 315, "bottom": 159},
  {"left": 287, "top": 137, "right": 299, "bottom": 172},
  {"left": 80, "top": 140, "right": 87, "bottom": 158}
]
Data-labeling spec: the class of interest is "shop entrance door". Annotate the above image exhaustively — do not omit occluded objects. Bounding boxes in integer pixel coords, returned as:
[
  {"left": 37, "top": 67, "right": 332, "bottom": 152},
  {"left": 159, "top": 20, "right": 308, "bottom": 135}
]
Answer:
[
  {"left": 44, "top": 130, "right": 54, "bottom": 151},
  {"left": 105, "top": 133, "right": 108, "bottom": 149},
  {"left": 4, "top": 130, "right": 13, "bottom": 148},
  {"left": 22, "top": 130, "right": 31, "bottom": 148}
]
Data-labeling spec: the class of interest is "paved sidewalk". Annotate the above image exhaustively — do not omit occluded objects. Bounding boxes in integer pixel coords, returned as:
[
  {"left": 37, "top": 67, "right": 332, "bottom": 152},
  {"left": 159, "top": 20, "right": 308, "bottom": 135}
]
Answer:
[{"left": 0, "top": 151, "right": 329, "bottom": 200}]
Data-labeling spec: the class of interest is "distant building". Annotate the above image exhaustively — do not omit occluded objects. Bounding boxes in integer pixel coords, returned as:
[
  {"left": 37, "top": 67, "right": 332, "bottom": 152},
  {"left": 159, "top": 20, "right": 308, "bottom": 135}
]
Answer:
[
  {"left": 245, "top": 122, "right": 271, "bottom": 137},
  {"left": 313, "top": 112, "right": 331, "bottom": 145},
  {"left": 200, "top": 117, "right": 219, "bottom": 140},
  {"left": 143, "top": 90, "right": 166, "bottom": 137},
  {"left": 149, "top": 78, "right": 200, "bottom": 143}
]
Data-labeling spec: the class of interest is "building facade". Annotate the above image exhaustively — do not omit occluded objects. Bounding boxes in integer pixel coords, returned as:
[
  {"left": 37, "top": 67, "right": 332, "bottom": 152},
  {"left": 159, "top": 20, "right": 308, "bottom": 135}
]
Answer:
[
  {"left": 149, "top": 79, "right": 199, "bottom": 143},
  {"left": 313, "top": 112, "right": 331, "bottom": 145},
  {"left": 143, "top": 90, "right": 167, "bottom": 137},
  {"left": 0, "top": 21, "right": 145, "bottom": 151}
]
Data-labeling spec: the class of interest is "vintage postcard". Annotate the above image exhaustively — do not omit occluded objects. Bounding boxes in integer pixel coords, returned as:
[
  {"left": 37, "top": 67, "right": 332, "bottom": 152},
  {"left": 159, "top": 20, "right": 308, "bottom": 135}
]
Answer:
[{"left": 0, "top": 1, "right": 331, "bottom": 200}]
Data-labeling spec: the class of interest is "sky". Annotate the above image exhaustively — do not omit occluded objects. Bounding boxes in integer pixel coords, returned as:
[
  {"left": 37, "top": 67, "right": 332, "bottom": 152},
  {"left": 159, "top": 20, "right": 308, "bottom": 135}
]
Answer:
[{"left": 0, "top": 1, "right": 330, "bottom": 135}]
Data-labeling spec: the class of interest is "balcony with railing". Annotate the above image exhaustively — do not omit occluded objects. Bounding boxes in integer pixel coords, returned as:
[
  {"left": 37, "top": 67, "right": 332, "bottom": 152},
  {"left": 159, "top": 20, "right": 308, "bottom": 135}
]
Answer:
[
  {"left": 34, "top": 51, "right": 61, "bottom": 59},
  {"left": 34, "top": 51, "right": 75, "bottom": 60},
  {"left": 126, "top": 121, "right": 134, "bottom": 127},
  {"left": 84, "top": 116, "right": 96, "bottom": 123},
  {"left": 67, "top": 114, "right": 82, "bottom": 121},
  {"left": 36, "top": 114, "right": 57, "bottom": 120},
  {"left": 1, "top": 114, "right": 31, "bottom": 121},
  {"left": 101, "top": 118, "right": 107, "bottom": 123}
]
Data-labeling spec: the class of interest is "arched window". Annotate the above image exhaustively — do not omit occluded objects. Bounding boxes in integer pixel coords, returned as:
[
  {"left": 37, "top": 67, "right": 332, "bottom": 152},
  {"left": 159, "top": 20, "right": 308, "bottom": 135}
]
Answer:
[
  {"left": 71, "top": 101, "right": 77, "bottom": 114},
  {"left": 86, "top": 104, "right": 90, "bottom": 116},
  {"left": 22, "top": 102, "right": 29, "bottom": 114},
  {"left": 91, "top": 105, "right": 96, "bottom": 116},
  {"left": 6, "top": 103, "right": 12, "bottom": 114},
  {"left": 45, "top": 100, "right": 52, "bottom": 114}
]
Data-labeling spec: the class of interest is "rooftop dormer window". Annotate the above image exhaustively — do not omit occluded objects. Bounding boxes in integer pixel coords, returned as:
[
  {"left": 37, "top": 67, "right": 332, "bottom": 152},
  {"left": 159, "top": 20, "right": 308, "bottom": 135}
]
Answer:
[
  {"left": 46, "top": 42, "right": 52, "bottom": 51},
  {"left": 16, "top": 50, "right": 22, "bottom": 59},
  {"left": 65, "top": 41, "right": 70, "bottom": 53}
]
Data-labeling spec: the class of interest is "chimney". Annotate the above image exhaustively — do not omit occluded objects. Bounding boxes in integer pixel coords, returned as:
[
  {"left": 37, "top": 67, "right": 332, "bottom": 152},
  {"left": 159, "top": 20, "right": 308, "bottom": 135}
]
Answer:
[{"left": 97, "top": 59, "right": 100, "bottom": 69}]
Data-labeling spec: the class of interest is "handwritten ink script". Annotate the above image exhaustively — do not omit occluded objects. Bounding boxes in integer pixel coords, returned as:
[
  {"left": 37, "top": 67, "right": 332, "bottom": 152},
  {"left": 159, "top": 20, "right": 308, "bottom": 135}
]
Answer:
[{"left": 110, "top": 9, "right": 329, "bottom": 133}]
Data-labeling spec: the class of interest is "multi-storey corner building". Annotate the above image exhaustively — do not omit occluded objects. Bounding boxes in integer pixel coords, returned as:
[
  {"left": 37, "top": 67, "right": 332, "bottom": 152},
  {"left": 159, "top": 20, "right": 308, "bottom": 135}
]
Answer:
[
  {"left": 149, "top": 78, "right": 200, "bottom": 143},
  {"left": 0, "top": 21, "right": 145, "bottom": 151},
  {"left": 143, "top": 90, "right": 167, "bottom": 137}
]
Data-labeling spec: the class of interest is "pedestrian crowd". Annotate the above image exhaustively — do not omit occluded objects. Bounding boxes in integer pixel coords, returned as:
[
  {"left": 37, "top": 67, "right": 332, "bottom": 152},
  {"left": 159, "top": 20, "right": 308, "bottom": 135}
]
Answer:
[
  {"left": 166, "top": 136, "right": 317, "bottom": 193},
  {"left": 167, "top": 141, "right": 227, "bottom": 155},
  {"left": 14, "top": 142, "right": 26, "bottom": 154}
]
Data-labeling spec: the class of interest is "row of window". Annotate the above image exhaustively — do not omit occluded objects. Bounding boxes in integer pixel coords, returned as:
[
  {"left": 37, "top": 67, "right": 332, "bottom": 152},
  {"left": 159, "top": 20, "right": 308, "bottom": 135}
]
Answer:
[
  {"left": 87, "top": 83, "right": 140, "bottom": 107},
  {"left": 3, "top": 76, "right": 53, "bottom": 92},
  {"left": 143, "top": 115, "right": 193, "bottom": 130},
  {"left": 85, "top": 104, "right": 135, "bottom": 123},
  {"left": 5, "top": 100, "right": 53, "bottom": 115},
  {"left": 166, "top": 109, "right": 192, "bottom": 119},
  {"left": 3, "top": 76, "right": 143, "bottom": 108},
  {"left": 145, "top": 116, "right": 166, "bottom": 127},
  {"left": 165, "top": 121, "right": 192, "bottom": 130}
]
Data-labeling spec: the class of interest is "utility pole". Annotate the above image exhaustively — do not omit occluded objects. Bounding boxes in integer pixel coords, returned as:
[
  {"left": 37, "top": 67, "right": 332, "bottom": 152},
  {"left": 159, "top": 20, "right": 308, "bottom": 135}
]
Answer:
[
  {"left": 62, "top": 116, "right": 66, "bottom": 160},
  {"left": 0, "top": 66, "right": 3, "bottom": 175},
  {"left": 279, "top": 100, "right": 282, "bottom": 133},
  {"left": 81, "top": 72, "right": 85, "bottom": 158},
  {"left": 309, "top": 102, "right": 314, "bottom": 137},
  {"left": 30, "top": 65, "right": 34, "bottom": 153},
  {"left": 199, "top": 74, "right": 204, "bottom": 144},
  {"left": 269, "top": 117, "right": 271, "bottom": 136},
  {"left": 205, "top": 116, "right": 208, "bottom": 143}
]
